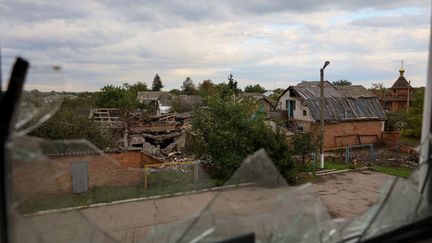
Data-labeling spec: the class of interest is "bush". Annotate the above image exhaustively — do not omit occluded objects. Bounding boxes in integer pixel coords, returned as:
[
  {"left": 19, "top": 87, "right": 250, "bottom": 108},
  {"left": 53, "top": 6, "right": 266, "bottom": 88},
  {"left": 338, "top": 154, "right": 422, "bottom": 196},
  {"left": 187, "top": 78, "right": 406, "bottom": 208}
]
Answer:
[{"left": 189, "top": 96, "right": 295, "bottom": 184}]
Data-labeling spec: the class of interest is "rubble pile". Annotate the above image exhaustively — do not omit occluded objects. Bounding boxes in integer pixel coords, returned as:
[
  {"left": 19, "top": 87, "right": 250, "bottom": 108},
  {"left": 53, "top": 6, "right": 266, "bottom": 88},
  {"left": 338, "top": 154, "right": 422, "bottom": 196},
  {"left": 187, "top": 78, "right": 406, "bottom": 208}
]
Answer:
[
  {"left": 324, "top": 145, "right": 419, "bottom": 169},
  {"left": 125, "top": 112, "right": 191, "bottom": 156}
]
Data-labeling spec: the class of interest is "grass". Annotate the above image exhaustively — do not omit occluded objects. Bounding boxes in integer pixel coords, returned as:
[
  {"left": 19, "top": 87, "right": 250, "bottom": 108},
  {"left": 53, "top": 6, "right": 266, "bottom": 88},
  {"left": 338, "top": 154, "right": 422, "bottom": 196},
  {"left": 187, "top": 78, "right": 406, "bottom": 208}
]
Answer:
[
  {"left": 399, "top": 135, "right": 420, "bottom": 148},
  {"left": 17, "top": 171, "right": 216, "bottom": 214},
  {"left": 324, "top": 161, "right": 353, "bottom": 171},
  {"left": 294, "top": 161, "right": 353, "bottom": 185},
  {"left": 324, "top": 161, "right": 413, "bottom": 178},
  {"left": 370, "top": 165, "right": 412, "bottom": 178}
]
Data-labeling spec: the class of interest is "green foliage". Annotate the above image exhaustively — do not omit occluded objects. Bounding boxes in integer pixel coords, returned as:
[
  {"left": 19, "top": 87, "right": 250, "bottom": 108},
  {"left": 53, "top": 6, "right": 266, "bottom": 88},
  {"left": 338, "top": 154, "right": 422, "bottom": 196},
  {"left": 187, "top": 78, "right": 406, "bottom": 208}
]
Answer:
[
  {"left": 198, "top": 79, "right": 217, "bottom": 97},
  {"left": 292, "top": 132, "right": 317, "bottom": 166},
  {"left": 227, "top": 73, "right": 240, "bottom": 94},
  {"left": 388, "top": 88, "right": 424, "bottom": 138},
  {"left": 410, "top": 87, "right": 424, "bottom": 114},
  {"left": 95, "top": 82, "right": 149, "bottom": 110},
  {"left": 169, "top": 89, "right": 182, "bottom": 95},
  {"left": 244, "top": 84, "right": 266, "bottom": 93},
  {"left": 18, "top": 178, "right": 216, "bottom": 214},
  {"left": 332, "top": 79, "right": 352, "bottom": 86},
  {"left": 190, "top": 96, "right": 295, "bottom": 183},
  {"left": 95, "top": 85, "right": 137, "bottom": 110},
  {"left": 371, "top": 165, "right": 412, "bottom": 178},
  {"left": 214, "top": 83, "right": 233, "bottom": 99},
  {"left": 324, "top": 162, "right": 351, "bottom": 171},
  {"left": 126, "top": 82, "right": 148, "bottom": 94},
  {"left": 127, "top": 82, "right": 148, "bottom": 109},
  {"left": 30, "top": 95, "right": 115, "bottom": 149},
  {"left": 269, "top": 88, "right": 285, "bottom": 101},
  {"left": 370, "top": 83, "right": 391, "bottom": 99},
  {"left": 181, "top": 77, "right": 198, "bottom": 95},
  {"left": 152, "top": 74, "right": 163, "bottom": 91}
]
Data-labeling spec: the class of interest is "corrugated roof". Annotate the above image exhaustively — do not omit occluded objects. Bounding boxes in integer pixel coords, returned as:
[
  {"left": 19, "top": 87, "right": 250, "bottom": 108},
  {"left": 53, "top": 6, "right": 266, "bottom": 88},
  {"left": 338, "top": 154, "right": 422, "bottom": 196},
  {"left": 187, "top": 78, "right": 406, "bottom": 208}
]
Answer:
[
  {"left": 292, "top": 86, "right": 344, "bottom": 99},
  {"left": 240, "top": 93, "right": 276, "bottom": 109},
  {"left": 137, "top": 91, "right": 165, "bottom": 101},
  {"left": 290, "top": 85, "right": 386, "bottom": 122},
  {"left": 335, "top": 85, "right": 378, "bottom": 98},
  {"left": 297, "top": 81, "right": 333, "bottom": 87}
]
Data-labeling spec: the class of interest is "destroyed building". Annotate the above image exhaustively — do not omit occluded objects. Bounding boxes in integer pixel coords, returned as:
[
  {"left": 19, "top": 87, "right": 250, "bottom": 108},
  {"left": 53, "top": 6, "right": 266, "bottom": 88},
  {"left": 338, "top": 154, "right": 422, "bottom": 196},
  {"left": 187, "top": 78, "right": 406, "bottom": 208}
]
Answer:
[
  {"left": 277, "top": 81, "right": 386, "bottom": 148},
  {"left": 125, "top": 113, "right": 189, "bottom": 155},
  {"left": 89, "top": 108, "right": 124, "bottom": 128}
]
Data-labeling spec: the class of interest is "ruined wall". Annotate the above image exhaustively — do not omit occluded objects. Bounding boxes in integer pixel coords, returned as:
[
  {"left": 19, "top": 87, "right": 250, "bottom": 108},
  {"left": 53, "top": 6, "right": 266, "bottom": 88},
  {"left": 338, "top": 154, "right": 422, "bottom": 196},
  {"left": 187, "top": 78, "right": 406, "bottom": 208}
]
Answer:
[
  {"left": 311, "top": 120, "right": 384, "bottom": 149},
  {"left": 13, "top": 151, "right": 150, "bottom": 196},
  {"left": 278, "top": 90, "right": 314, "bottom": 122}
]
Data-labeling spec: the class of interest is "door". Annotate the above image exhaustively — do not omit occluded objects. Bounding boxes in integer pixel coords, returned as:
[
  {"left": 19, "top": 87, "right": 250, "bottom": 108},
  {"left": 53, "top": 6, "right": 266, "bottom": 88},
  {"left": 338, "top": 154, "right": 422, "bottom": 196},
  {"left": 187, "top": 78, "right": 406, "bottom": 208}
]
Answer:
[
  {"left": 286, "top": 100, "right": 295, "bottom": 117},
  {"left": 71, "top": 161, "right": 88, "bottom": 193}
]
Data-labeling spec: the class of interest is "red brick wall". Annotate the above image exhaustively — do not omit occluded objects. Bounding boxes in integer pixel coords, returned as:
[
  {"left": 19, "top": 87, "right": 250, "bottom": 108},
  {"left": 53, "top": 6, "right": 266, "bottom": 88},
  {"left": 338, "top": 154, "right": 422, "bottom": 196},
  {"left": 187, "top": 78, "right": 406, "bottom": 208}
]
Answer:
[
  {"left": 13, "top": 151, "right": 148, "bottom": 196},
  {"left": 311, "top": 120, "right": 384, "bottom": 149}
]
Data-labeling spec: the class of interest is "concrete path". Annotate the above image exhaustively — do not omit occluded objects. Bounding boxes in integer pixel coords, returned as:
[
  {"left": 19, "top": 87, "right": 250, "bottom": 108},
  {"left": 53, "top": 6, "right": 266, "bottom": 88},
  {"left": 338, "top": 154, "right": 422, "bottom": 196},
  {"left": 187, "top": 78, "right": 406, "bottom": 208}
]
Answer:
[
  {"left": 13, "top": 170, "right": 392, "bottom": 242},
  {"left": 313, "top": 170, "right": 392, "bottom": 218}
]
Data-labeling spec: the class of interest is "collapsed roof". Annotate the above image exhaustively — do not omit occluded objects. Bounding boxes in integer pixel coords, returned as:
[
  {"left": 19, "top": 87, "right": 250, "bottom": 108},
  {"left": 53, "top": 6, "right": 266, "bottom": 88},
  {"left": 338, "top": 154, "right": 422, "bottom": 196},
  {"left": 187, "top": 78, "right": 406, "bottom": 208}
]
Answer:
[{"left": 285, "top": 82, "right": 386, "bottom": 122}]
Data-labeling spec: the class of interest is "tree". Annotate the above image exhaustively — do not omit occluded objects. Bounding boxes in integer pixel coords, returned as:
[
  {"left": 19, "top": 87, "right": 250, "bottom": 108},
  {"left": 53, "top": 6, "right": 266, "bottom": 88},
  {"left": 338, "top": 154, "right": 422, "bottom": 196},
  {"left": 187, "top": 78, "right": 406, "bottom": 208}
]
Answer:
[
  {"left": 215, "top": 83, "right": 232, "bottom": 99},
  {"left": 169, "top": 89, "right": 182, "bottom": 95},
  {"left": 189, "top": 96, "right": 295, "bottom": 183},
  {"left": 293, "top": 132, "right": 316, "bottom": 167},
  {"left": 244, "top": 84, "right": 266, "bottom": 93},
  {"left": 332, "top": 79, "right": 352, "bottom": 86},
  {"left": 152, "top": 74, "right": 163, "bottom": 91},
  {"left": 400, "top": 87, "right": 425, "bottom": 138},
  {"left": 227, "top": 74, "right": 240, "bottom": 94},
  {"left": 198, "top": 79, "right": 216, "bottom": 97},
  {"left": 126, "top": 82, "right": 148, "bottom": 109},
  {"left": 181, "top": 77, "right": 198, "bottom": 95},
  {"left": 269, "top": 88, "right": 285, "bottom": 101},
  {"left": 30, "top": 95, "right": 116, "bottom": 149},
  {"left": 95, "top": 85, "right": 138, "bottom": 110},
  {"left": 95, "top": 82, "right": 148, "bottom": 110},
  {"left": 127, "top": 82, "right": 148, "bottom": 93}
]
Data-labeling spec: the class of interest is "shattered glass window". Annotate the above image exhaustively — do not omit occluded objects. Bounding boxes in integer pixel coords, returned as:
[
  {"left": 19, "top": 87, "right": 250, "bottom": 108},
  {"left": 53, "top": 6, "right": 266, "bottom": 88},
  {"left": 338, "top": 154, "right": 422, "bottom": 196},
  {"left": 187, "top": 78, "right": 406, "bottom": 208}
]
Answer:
[{"left": 1, "top": 0, "right": 431, "bottom": 242}]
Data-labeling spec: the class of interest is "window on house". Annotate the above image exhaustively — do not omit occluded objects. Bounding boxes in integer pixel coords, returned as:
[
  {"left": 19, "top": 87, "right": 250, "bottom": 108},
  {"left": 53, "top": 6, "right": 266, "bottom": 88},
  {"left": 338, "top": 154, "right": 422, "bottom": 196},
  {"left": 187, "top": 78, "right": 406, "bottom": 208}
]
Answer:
[{"left": 303, "top": 109, "right": 307, "bottom": 116}]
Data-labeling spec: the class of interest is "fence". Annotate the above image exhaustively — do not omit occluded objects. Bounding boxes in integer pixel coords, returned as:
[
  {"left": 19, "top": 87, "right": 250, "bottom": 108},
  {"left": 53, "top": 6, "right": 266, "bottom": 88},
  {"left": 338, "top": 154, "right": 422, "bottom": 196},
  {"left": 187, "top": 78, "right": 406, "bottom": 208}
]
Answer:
[
  {"left": 144, "top": 161, "right": 203, "bottom": 189},
  {"left": 313, "top": 144, "right": 377, "bottom": 167}
]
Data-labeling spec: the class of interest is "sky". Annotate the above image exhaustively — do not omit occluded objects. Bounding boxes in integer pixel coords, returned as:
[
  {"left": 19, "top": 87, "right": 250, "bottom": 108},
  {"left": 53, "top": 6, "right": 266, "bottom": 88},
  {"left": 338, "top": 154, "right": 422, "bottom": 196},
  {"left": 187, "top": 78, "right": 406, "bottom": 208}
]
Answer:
[{"left": 0, "top": 0, "right": 430, "bottom": 91}]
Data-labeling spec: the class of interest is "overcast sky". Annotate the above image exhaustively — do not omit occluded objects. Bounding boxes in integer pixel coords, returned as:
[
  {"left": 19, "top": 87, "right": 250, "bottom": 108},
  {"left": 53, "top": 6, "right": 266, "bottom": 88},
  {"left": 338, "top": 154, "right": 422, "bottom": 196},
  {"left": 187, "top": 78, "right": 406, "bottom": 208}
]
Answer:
[{"left": 1, "top": 0, "right": 430, "bottom": 91}]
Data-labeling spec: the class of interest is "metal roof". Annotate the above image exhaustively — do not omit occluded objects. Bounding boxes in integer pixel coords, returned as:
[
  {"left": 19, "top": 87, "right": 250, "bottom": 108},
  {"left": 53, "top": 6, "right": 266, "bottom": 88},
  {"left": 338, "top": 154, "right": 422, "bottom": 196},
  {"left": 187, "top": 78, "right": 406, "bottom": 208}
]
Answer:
[
  {"left": 290, "top": 85, "right": 386, "bottom": 122},
  {"left": 335, "top": 85, "right": 378, "bottom": 98}
]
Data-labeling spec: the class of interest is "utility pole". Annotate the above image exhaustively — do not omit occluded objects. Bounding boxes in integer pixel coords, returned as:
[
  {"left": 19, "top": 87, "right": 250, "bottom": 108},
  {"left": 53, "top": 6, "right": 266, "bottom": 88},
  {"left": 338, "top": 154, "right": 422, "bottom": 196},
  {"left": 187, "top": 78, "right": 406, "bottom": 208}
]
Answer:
[{"left": 320, "top": 61, "right": 330, "bottom": 169}]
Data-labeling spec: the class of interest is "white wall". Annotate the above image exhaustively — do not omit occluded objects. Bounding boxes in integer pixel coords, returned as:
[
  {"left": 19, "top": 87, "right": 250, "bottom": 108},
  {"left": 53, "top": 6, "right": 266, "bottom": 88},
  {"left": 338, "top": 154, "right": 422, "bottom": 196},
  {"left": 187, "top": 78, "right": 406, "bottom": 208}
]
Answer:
[{"left": 278, "top": 89, "right": 314, "bottom": 122}]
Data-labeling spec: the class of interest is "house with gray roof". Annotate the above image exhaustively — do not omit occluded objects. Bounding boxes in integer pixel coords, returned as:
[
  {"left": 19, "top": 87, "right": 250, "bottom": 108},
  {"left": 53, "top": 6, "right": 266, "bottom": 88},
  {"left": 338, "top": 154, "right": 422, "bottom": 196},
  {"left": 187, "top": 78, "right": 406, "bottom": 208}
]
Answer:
[{"left": 277, "top": 81, "right": 386, "bottom": 148}]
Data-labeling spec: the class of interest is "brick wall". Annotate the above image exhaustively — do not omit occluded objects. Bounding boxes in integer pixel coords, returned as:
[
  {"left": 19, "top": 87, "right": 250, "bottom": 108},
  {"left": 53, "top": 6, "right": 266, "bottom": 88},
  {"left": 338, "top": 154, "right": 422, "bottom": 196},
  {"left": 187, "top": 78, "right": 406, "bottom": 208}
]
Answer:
[
  {"left": 311, "top": 120, "right": 384, "bottom": 149},
  {"left": 12, "top": 151, "right": 156, "bottom": 196}
]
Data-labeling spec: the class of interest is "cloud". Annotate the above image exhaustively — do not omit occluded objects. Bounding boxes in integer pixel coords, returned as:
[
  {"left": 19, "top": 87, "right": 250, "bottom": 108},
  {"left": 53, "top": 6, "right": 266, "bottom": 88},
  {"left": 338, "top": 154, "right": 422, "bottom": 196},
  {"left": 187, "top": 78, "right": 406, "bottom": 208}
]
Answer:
[
  {"left": 349, "top": 13, "right": 429, "bottom": 27},
  {"left": 0, "top": 1, "right": 88, "bottom": 22},
  {"left": 0, "top": 0, "right": 430, "bottom": 91}
]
